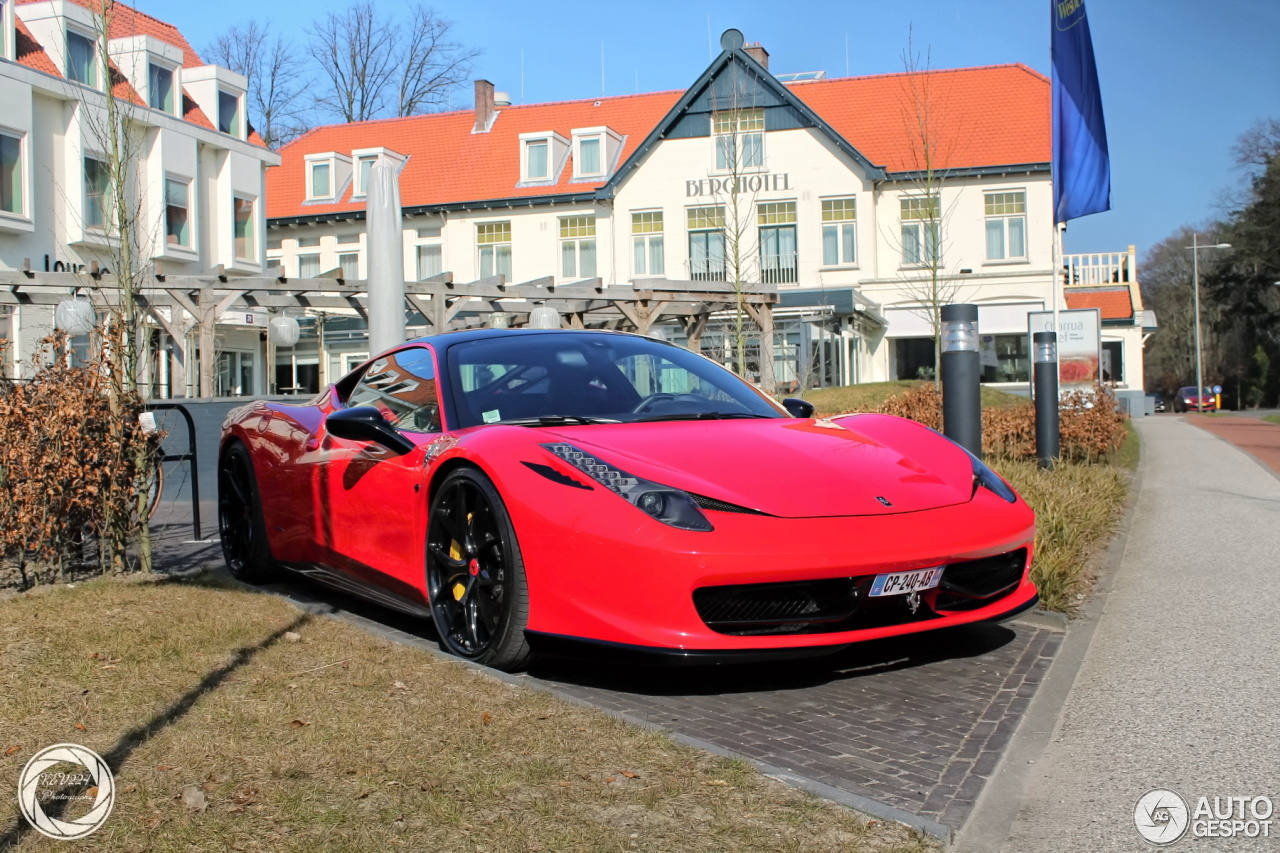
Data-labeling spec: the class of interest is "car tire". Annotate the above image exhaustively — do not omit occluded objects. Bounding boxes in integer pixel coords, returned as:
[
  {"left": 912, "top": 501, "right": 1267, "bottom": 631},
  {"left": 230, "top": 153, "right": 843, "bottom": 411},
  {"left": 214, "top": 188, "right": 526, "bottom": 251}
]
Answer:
[
  {"left": 426, "top": 466, "right": 533, "bottom": 672},
  {"left": 217, "top": 441, "right": 279, "bottom": 584}
]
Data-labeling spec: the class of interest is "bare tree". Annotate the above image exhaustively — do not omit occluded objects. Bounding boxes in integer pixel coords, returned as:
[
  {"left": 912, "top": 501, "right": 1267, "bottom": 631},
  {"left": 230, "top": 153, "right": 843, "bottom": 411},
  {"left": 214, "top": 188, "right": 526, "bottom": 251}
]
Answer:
[
  {"left": 887, "top": 32, "right": 964, "bottom": 382},
  {"left": 308, "top": 1, "right": 478, "bottom": 123},
  {"left": 204, "top": 20, "right": 310, "bottom": 148}
]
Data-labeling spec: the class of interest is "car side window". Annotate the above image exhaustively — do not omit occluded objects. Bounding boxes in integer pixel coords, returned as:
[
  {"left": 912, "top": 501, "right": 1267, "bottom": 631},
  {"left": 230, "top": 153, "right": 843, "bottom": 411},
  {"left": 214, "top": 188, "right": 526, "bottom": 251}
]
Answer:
[{"left": 346, "top": 346, "right": 442, "bottom": 433}]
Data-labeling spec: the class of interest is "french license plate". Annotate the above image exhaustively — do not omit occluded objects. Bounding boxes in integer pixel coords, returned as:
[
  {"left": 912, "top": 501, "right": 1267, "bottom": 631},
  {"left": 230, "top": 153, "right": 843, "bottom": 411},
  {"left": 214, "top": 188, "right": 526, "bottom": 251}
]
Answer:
[{"left": 869, "top": 567, "right": 944, "bottom": 597}]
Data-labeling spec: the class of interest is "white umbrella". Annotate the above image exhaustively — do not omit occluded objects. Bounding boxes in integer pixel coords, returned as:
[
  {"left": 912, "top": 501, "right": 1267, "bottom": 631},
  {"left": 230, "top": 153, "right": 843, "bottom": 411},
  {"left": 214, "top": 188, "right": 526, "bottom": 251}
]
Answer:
[{"left": 365, "top": 155, "right": 405, "bottom": 353}]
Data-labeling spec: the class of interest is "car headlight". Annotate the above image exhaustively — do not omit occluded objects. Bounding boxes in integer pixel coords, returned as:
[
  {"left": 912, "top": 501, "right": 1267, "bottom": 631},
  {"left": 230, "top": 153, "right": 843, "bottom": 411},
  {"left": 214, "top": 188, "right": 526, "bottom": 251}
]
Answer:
[
  {"left": 541, "top": 442, "right": 714, "bottom": 531},
  {"left": 936, "top": 436, "right": 1018, "bottom": 504}
]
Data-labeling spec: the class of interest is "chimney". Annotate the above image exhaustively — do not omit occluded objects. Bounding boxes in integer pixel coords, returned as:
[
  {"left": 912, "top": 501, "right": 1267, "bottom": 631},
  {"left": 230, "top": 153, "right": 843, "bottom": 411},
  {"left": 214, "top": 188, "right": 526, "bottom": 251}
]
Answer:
[
  {"left": 473, "top": 79, "right": 495, "bottom": 133},
  {"left": 744, "top": 42, "right": 769, "bottom": 71}
]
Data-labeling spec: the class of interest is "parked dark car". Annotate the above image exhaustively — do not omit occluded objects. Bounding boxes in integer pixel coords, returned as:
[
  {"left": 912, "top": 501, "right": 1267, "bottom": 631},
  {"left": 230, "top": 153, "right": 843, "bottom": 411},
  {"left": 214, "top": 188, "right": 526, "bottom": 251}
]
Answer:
[
  {"left": 1173, "top": 386, "right": 1216, "bottom": 413},
  {"left": 1147, "top": 392, "right": 1165, "bottom": 413}
]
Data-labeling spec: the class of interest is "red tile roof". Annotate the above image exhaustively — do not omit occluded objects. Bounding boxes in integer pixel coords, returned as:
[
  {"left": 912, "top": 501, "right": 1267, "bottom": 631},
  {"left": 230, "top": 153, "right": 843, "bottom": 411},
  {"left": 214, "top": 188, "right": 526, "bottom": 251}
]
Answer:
[
  {"left": 13, "top": 0, "right": 268, "bottom": 147},
  {"left": 1065, "top": 287, "right": 1134, "bottom": 321},
  {"left": 14, "top": 18, "right": 60, "bottom": 76},
  {"left": 268, "top": 90, "right": 683, "bottom": 218},
  {"left": 17, "top": 0, "right": 205, "bottom": 66},
  {"left": 267, "top": 63, "right": 1049, "bottom": 219},
  {"left": 789, "top": 64, "right": 1050, "bottom": 173}
]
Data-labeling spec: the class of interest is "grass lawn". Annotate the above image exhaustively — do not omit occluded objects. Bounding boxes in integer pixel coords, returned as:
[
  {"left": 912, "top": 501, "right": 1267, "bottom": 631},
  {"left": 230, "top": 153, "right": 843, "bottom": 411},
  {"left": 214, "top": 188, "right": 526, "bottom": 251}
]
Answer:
[
  {"left": 1262, "top": 414, "right": 1280, "bottom": 425},
  {"left": 0, "top": 573, "right": 935, "bottom": 853}
]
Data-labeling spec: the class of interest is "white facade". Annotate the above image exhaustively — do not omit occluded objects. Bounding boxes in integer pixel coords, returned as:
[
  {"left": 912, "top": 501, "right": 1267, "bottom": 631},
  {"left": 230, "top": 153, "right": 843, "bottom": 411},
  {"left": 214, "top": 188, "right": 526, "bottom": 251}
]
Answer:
[{"left": 0, "top": 0, "right": 279, "bottom": 394}]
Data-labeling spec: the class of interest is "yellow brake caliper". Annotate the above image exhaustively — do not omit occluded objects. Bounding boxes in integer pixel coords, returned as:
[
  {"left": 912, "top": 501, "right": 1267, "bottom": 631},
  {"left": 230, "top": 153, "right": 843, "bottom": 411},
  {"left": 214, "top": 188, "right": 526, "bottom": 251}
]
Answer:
[{"left": 450, "top": 511, "right": 473, "bottom": 601}]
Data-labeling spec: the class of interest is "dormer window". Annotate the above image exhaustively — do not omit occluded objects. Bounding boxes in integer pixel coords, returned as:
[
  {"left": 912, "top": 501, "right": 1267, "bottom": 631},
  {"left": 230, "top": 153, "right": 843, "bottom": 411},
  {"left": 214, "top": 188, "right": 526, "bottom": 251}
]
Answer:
[
  {"left": 350, "top": 148, "right": 405, "bottom": 197},
  {"left": 570, "top": 127, "right": 622, "bottom": 181},
  {"left": 66, "top": 28, "right": 96, "bottom": 87},
  {"left": 310, "top": 162, "right": 331, "bottom": 199},
  {"left": 149, "top": 63, "right": 175, "bottom": 114},
  {"left": 518, "top": 132, "right": 567, "bottom": 185},
  {"left": 304, "top": 152, "right": 350, "bottom": 202},
  {"left": 527, "top": 140, "right": 548, "bottom": 180},
  {"left": 218, "top": 90, "right": 241, "bottom": 137}
]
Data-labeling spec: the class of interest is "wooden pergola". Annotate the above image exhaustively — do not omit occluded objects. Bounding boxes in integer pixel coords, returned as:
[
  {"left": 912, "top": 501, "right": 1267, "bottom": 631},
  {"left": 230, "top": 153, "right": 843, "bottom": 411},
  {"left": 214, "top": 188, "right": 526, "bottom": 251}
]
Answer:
[{"left": 0, "top": 263, "right": 779, "bottom": 396}]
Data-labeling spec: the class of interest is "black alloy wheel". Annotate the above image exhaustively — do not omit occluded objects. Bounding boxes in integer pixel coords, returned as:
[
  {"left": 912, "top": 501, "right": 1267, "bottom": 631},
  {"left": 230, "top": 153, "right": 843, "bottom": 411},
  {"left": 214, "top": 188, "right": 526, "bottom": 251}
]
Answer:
[
  {"left": 218, "top": 442, "right": 278, "bottom": 583},
  {"left": 426, "top": 467, "right": 531, "bottom": 672}
]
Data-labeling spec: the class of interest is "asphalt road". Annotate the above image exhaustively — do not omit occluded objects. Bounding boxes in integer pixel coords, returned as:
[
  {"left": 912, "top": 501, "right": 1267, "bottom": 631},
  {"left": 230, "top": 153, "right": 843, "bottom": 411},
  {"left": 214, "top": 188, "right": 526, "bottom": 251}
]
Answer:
[{"left": 981, "top": 415, "right": 1280, "bottom": 851}]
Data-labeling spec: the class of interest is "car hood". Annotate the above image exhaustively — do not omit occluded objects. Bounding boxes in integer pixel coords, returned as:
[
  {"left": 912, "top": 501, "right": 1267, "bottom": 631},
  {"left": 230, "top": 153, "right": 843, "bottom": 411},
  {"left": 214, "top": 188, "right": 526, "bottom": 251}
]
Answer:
[{"left": 539, "top": 416, "right": 975, "bottom": 518}]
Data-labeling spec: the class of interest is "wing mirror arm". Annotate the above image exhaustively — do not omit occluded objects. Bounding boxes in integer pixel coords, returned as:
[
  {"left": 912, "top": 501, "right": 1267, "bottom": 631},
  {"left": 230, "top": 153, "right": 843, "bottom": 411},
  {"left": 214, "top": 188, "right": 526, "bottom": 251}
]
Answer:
[{"left": 325, "top": 406, "right": 416, "bottom": 455}]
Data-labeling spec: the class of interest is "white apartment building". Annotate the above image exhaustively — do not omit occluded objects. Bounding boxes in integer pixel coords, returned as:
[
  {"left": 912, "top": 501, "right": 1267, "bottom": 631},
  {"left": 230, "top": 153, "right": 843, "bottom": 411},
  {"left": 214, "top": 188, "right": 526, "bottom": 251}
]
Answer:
[
  {"left": 266, "top": 29, "right": 1146, "bottom": 395},
  {"left": 0, "top": 0, "right": 279, "bottom": 394}
]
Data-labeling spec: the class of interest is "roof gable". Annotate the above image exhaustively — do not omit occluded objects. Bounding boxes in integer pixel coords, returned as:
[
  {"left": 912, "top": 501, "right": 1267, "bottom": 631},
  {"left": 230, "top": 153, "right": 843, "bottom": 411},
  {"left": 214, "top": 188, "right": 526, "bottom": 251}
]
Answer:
[{"left": 15, "top": 17, "right": 59, "bottom": 76}]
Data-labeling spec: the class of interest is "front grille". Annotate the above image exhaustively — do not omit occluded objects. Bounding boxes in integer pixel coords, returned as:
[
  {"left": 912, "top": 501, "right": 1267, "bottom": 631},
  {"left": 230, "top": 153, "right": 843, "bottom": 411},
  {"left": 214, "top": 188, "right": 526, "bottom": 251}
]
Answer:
[
  {"left": 934, "top": 548, "right": 1027, "bottom": 611},
  {"left": 693, "top": 547, "right": 1029, "bottom": 635},
  {"left": 693, "top": 578, "right": 861, "bottom": 636}
]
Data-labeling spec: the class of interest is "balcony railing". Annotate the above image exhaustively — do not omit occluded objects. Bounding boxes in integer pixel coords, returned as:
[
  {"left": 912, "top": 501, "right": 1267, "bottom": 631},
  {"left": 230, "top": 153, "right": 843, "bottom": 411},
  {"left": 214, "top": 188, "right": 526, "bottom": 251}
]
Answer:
[
  {"left": 688, "top": 259, "right": 727, "bottom": 282},
  {"left": 1062, "top": 245, "right": 1137, "bottom": 286},
  {"left": 760, "top": 254, "right": 798, "bottom": 285}
]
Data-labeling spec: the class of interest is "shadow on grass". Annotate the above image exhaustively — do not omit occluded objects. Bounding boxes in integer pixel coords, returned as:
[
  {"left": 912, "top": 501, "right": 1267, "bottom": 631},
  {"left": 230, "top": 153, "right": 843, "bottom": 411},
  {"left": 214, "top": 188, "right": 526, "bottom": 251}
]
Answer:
[{"left": 0, "top": 609, "right": 312, "bottom": 847}]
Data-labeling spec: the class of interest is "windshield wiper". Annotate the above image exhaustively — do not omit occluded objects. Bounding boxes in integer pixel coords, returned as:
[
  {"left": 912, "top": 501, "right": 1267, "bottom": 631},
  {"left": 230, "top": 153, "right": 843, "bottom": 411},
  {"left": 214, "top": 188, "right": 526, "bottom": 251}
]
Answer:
[
  {"left": 497, "top": 415, "right": 621, "bottom": 426},
  {"left": 634, "top": 412, "right": 774, "bottom": 423}
]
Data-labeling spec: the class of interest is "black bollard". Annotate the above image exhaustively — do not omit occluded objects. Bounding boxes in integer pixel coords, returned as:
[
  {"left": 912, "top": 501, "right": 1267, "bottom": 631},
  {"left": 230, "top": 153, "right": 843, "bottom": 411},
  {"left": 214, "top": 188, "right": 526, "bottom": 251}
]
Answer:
[
  {"left": 1033, "top": 330, "right": 1060, "bottom": 468},
  {"left": 940, "top": 304, "right": 982, "bottom": 457}
]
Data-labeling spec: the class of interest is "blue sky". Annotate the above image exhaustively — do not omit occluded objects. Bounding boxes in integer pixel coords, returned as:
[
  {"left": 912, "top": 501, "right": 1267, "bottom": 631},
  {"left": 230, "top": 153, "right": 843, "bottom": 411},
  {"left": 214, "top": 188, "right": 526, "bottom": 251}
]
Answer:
[{"left": 161, "top": 0, "right": 1280, "bottom": 258}]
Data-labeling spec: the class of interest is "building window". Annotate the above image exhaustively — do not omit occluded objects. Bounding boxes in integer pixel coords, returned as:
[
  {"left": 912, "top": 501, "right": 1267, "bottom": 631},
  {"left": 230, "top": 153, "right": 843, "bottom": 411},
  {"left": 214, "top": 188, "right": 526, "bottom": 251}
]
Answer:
[
  {"left": 233, "top": 196, "right": 255, "bottom": 259},
  {"left": 83, "top": 156, "right": 109, "bottom": 229},
  {"left": 979, "top": 334, "right": 1030, "bottom": 383},
  {"left": 164, "top": 177, "right": 190, "bottom": 246},
  {"left": 477, "top": 221, "right": 511, "bottom": 279},
  {"left": 417, "top": 243, "right": 442, "bottom": 280},
  {"left": 687, "top": 206, "right": 725, "bottom": 281},
  {"left": 632, "top": 211, "right": 664, "bottom": 276},
  {"left": 525, "top": 140, "right": 548, "bottom": 181},
  {"left": 308, "top": 161, "right": 332, "bottom": 200},
  {"left": 0, "top": 132, "right": 22, "bottom": 216},
  {"left": 355, "top": 155, "right": 376, "bottom": 195},
  {"left": 297, "top": 254, "right": 320, "bottom": 278},
  {"left": 219, "top": 90, "right": 241, "bottom": 136},
  {"left": 985, "top": 191, "right": 1026, "bottom": 261},
  {"left": 338, "top": 252, "right": 359, "bottom": 280},
  {"left": 149, "top": 63, "right": 174, "bottom": 113},
  {"left": 713, "top": 108, "right": 764, "bottom": 171},
  {"left": 66, "top": 29, "right": 96, "bottom": 87},
  {"left": 576, "top": 136, "right": 601, "bottom": 177},
  {"left": 758, "top": 201, "right": 797, "bottom": 284},
  {"left": 559, "top": 216, "right": 596, "bottom": 279},
  {"left": 821, "top": 198, "right": 856, "bottom": 265},
  {"left": 901, "top": 196, "right": 940, "bottom": 266}
]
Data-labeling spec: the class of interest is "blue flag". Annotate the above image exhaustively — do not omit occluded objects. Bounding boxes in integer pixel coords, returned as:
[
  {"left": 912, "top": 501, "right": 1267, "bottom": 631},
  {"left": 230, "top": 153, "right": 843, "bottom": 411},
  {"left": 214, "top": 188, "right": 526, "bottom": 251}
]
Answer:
[{"left": 1052, "top": 0, "right": 1111, "bottom": 223}]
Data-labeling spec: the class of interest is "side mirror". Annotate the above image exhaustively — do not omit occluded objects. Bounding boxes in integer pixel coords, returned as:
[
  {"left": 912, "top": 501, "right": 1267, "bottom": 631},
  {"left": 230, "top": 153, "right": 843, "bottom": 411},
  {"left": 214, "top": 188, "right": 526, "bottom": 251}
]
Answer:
[
  {"left": 782, "top": 397, "right": 815, "bottom": 418},
  {"left": 326, "top": 406, "right": 416, "bottom": 455}
]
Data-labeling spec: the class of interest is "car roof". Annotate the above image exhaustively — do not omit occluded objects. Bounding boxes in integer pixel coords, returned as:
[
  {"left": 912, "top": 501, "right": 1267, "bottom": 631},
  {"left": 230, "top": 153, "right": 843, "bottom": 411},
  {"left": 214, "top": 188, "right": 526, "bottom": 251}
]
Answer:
[{"left": 405, "top": 327, "right": 674, "bottom": 359}]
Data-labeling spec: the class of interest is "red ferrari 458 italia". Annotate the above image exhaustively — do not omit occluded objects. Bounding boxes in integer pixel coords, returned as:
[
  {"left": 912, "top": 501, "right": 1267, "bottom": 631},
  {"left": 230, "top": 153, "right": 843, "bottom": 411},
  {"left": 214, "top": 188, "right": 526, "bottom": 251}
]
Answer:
[{"left": 219, "top": 329, "right": 1037, "bottom": 671}]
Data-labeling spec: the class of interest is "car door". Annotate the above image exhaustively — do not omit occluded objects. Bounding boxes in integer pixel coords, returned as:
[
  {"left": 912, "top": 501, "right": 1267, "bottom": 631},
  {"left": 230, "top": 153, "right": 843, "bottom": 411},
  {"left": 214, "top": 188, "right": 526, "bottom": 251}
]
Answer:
[{"left": 319, "top": 345, "right": 443, "bottom": 603}]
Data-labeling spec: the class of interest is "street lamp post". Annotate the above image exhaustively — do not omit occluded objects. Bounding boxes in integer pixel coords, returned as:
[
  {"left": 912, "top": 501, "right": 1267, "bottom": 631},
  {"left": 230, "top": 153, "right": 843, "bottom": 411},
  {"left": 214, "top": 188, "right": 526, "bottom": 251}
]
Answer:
[{"left": 1187, "top": 234, "right": 1231, "bottom": 410}]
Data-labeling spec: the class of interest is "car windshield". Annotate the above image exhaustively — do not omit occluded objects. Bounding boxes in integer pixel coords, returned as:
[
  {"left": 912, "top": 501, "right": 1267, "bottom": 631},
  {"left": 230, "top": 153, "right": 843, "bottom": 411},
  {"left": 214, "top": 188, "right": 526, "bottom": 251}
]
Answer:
[
  {"left": 445, "top": 332, "right": 786, "bottom": 428},
  {"left": 1179, "top": 387, "right": 1212, "bottom": 396}
]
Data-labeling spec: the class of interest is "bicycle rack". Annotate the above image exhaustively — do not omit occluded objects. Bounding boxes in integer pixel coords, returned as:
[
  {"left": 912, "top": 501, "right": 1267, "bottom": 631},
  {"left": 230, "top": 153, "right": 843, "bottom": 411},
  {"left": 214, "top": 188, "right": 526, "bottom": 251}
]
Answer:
[{"left": 145, "top": 402, "right": 204, "bottom": 542}]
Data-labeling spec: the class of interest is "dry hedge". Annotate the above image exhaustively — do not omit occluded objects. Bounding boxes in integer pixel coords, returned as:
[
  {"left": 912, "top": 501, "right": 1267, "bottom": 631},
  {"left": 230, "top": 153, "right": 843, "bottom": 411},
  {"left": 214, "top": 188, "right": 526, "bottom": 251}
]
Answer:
[
  {"left": 865, "top": 382, "right": 1127, "bottom": 463},
  {"left": 0, "top": 334, "right": 157, "bottom": 588}
]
